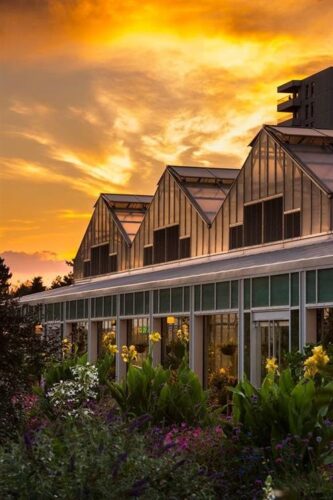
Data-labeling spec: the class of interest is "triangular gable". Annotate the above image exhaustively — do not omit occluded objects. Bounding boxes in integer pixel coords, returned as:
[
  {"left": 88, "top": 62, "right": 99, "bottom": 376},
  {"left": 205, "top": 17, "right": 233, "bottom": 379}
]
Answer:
[
  {"left": 265, "top": 125, "right": 333, "bottom": 195},
  {"left": 167, "top": 165, "right": 239, "bottom": 225},
  {"left": 101, "top": 194, "right": 152, "bottom": 245}
]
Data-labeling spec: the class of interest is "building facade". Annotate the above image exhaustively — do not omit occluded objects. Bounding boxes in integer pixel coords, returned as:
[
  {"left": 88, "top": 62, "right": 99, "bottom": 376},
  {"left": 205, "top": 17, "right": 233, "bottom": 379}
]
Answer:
[
  {"left": 277, "top": 67, "right": 333, "bottom": 128},
  {"left": 21, "top": 125, "right": 333, "bottom": 388}
]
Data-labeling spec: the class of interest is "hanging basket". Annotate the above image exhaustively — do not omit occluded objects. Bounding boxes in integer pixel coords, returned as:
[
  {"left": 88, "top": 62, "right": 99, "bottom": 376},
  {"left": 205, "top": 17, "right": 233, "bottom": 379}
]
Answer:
[
  {"left": 135, "top": 343, "right": 148, "bottom": 353},
  {"left": 220, "top": 343, "right": 237, "bottom": 356}
]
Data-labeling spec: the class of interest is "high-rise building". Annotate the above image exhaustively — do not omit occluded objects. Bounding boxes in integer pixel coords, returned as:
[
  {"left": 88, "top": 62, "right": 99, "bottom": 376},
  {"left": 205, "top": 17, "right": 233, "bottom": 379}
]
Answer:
[{"left": 277, "top": 67, "right": 333, "bottom": 128}]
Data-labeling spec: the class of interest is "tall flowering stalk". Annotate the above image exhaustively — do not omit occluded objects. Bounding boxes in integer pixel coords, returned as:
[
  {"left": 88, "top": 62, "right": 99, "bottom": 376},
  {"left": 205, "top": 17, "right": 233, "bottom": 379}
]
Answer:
[{"left": 304, "top": 345, "right": 330, "bottom": 378}]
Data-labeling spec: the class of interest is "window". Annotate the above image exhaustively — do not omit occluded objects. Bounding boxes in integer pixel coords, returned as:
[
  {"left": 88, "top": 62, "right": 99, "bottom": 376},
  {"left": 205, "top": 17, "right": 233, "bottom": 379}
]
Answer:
[
  {"left": 91, "top": 246, "right": 100, "bottom": 275},
  {"left": 154, "top": 228, "right": 166, "bottom": 264},
  {"left": 270, "top": 274, "right": 289, "bottom": 306},
  {"left": 305, "top": 104, "right": 309, "bottom": 120},
  {"left": 153, "top": 225, "right": 190, "bottom": 264},
  {"left": 244, "top": 202, "right": 262, "bottom": 246},
  {"left": 230, "top": 225, "right": 243, "bottom": 249},
  {"left": 311, "top": 81, "right": 315, "bottom": 96},
  {"left": 100, "top": 244, "right": 109, "bottom": 274},
  {"left": 109, "top": 254, "right": 117, "bottom": 273},
  {"left": 305, "top": 84, "right": 309, "bottom": 99},
  {"left": 143, "top": 246, "right": 153, "bottom": 266},
  {"left": 252, "top": 277, "right": 269, "bottom": 307},
  {"left": 306, "top": 271, "right": 316, "bottom": 304},
  {"left": 310, "top": 102, "right": 314, "bottom": 118},
  {"left": 263, "top": 197, "right": 283, "bottom": 243},
  {"left": 91, "top": 244, "right": 115, "bottom": 275},
  {"left": 180, "top": 237, "right": 190, "bottom": 259},
  {"left": 242, "top": 197, "right": 283, "bottom": 248},
  {"left": 83, "top": 261, "right": 91, "bottom": 277},
  {"left": 318, "top": 268, "right": 333, "bottom": 302},
  {"left": 284, "top": 211, "right": 300, "bottom": 239}
]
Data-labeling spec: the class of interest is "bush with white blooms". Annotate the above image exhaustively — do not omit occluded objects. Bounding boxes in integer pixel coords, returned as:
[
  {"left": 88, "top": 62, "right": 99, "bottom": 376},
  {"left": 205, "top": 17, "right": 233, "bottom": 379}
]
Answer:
[{"left": 47, "top": 363, "right": 99, "bottom": 418}]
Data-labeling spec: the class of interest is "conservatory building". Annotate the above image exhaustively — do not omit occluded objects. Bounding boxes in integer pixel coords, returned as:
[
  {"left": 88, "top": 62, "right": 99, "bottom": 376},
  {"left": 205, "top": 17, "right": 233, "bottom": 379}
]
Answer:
[{"left": 21, "top": 125, "right": 333, "bottom": 387}]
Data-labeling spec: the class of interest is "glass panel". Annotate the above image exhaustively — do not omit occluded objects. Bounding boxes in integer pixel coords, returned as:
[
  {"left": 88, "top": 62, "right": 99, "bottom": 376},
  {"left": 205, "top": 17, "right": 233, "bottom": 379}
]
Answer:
[
  {"left": 120, "top": 295, "right": 125, "bottom": 316},
  {"left": 171, "top": 287, "right": 183, "bottom": 312},
  {"left": 153, "top": 290, "right": 159, "bottom": 314},
  {"left": 71, "top": 322, "right": 88, "bottom": 355},
  {"left": 96, "top": 297, "right": 103, "bottom": 317},
  {"left": 125, "top": 293, "right": 134, "bottom": 315},
  {"left": 244, "top": 279, "right": 251, "bottom": 310},
  {"left": 203, "top": 313, "right": 238, "bottom": 391},
  {"left": 318, "top": 269, "right": 333, "bottom": 303},
  {"left": 54, "top": 302, "right": 61, "bottom": 321},
  {"left": 270, "top": 274, "right": 289, "bottom": 306},
  {"left": 291, "top": 310, "right": 299, "bottom": 351},
  {"left": 244, "top": 202, "right": 262, "bottom": 246},
  {"left": 77, "top": 299, "right": 84, "bottom": 319},
  {"left": 160, "top": 288, "right": 171, "bottom": 313},
  {"left": 161, "top": 317, "right": 189, "bottom": 369},
  {"left": 184, "top": 287, "right": 190, "bottom": 312},
  {"left": 134, "top": 292, "right": 144, "bottom": 315},
  {"left": 263, "top": 197, "right": 283, "bottom": 243},
  {"left": 202, "top": 284, "right": 215, "bottom": 311},
  {"left": 268, "top": 137, "right": 276, "bottom": 196},
  {"left": 306, "top": 271, "right": 316, "bottom": 304},
  {"left": 144, "top": 291, "right": 150, "bottom": 315},
  {"left": 216, "top": 281, "right": 230, "bottom": 310},
  {"left": 104, "top": 296, "right": 112, "bottom": 317},
  {"left": 284, "top": 156, "right": 293, "bottom": 211},
  {"left": 291, "top": 273, "right": 299, "bottom": 306},
  {"left": 252, "top": 147, "right": 260, "bottom": 200},
  {"left": 302, "top": 176, "right": 312, "bottom": 235},
  {"left": 112, "top": 296, "right": 117, "bottom": 317},
  {"left": 293, "top": 165, "right": 302, "bottom": 210},
  {"left": 311, "top": 185, "right": 321, "bottom": 234},
  {"left": 127, "top": 318, "right": 149, "bottom": 367},
  {"left": 317, "top": 308, "right": 333, "bottom": 344},
  {"left": 244, "top": 313, "right": 251, "bottom": 378},
  {"left": 231, "top": 281, "right": 238, "bottom": 308},
  {"left": 252, "top": 277, "right": 269, "bottom": 307},
  {"left": 194, "top": 285, "right": 201, "bottom": 311},
  {"left": 70, "top": 301, "right": 76, "bottom": 320}
]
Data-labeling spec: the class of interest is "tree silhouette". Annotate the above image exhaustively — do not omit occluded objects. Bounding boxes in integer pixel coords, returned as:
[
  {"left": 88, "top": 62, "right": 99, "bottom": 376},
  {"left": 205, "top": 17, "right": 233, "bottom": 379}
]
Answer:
[
  {"left": 13, "top": 276, "right": 46, "bottom": 297},
  {"left": 0, "top": 256, "right": 12, "bottom": 300}
]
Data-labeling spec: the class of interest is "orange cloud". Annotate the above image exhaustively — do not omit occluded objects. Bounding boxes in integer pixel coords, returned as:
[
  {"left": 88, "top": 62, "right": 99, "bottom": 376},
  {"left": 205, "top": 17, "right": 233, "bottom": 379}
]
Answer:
[{"left": 0, "top": 0, "right": 332, "bottom": 283}]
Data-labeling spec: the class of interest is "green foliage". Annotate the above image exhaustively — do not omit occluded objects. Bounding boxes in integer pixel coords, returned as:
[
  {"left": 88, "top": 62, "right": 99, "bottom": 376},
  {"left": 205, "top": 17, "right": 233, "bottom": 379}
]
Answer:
[
  {"left": 96, "top": 352, "right": 116, "bottom": 385},
  {"left": 43, "top": 352, "right": 88, "bottom": 389},
  {"left": 109, "top": 355, "right": 208, "bottom": 425},
  {"left": 0, "top": 259, "right": 60, "bottom": 441},
  {"left": 0, "top": 417, "right": 215, "bottom": 499},
  {"left": 230, "top": 368, "right": 333, "bottom": 464}
]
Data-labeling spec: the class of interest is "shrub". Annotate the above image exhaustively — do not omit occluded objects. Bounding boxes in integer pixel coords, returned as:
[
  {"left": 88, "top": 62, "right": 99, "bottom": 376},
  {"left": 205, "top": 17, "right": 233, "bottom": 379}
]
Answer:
[
  {"left": 0, "top": 416, "right": 215, "bottom": 499},
  {"left": 46, "top": 363, "right": 99, "bottom": 418},
  {"left": 109, "top": 353, "right": 208, "bottom": 425},
  {"left": 230, "top": 347, "right": 333, "bottom": 466}
]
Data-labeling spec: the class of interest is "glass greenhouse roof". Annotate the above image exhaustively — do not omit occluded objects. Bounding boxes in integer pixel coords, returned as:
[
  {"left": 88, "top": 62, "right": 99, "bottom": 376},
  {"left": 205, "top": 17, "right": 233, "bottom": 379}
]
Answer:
[
  {"left": 101, "top": 194, "right": 152, "bottom": 243},
  {"left": 267, "top": 126, "right": 333, "bottom": 194},
  {"left": 168, "top": 165, "right": 240, "bottom": 224}
]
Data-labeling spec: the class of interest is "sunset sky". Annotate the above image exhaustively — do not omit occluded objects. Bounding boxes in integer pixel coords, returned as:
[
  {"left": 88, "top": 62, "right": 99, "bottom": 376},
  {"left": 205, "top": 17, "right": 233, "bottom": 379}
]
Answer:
[{"left": 1, "top": 0, "right": 333, "bottom": 286}]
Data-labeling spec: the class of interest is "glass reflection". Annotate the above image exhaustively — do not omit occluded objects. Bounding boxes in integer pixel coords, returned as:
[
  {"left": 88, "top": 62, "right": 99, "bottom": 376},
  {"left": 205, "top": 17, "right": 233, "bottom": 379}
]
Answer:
[
  {"left": 127, "top": 317, "right": 150, "bottom": 366},
  {"left": 204, "top": 314, "right": 238, "bottom": 405},
  {"left": 161, "top": 316, "right": 189, "bottom": 369}
]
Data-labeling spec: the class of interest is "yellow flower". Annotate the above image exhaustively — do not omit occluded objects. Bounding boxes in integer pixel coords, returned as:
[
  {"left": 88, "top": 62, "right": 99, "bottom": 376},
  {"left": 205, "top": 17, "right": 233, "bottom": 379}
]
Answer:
[
  {"left": 107, "top": 344, "right": 118, "bottom": 355},
  {"left": 149, "top": 332, "right": 161, "bottom": 343},
  {"left": 304, "top": 345, "right": 329, "bottom": 378},
  {"left": 265, "top": 357, "right": 278, "bottom": 374},
  {"left": 121, "top": 345, "right": 138, "bottom": 363},
  {"left": 219, "top": 368, "right": 227, "bottom": 376},
  {"left": 176, "top": 329, "right": 189, "bottom": 343}
]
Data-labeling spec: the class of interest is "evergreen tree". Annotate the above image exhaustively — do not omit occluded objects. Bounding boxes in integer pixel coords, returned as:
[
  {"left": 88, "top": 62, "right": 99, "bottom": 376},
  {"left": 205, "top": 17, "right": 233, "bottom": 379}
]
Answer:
[{"left": 0, "top": 256, "right": 12, "bottom": 300}]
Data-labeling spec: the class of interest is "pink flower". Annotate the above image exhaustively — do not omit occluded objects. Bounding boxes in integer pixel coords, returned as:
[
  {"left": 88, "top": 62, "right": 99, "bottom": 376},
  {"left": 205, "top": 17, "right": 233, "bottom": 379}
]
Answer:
[{"left": 215, "top": 425, "right": 223, "bottom": 435}]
